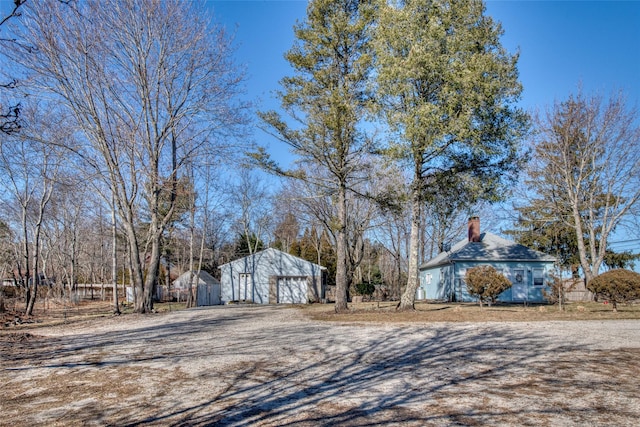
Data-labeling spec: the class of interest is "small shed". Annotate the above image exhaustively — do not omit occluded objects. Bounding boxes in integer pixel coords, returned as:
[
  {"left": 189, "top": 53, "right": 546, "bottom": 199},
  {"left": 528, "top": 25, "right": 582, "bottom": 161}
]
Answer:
[
  {"left": 420, "top": 217, "right": 556, "bottom": 303},
  {"left": 173, "top": 270, "right": 221, "bottom": 306},
  {"left": 219, "top": 248, "right": 326, "bottom": 304}
]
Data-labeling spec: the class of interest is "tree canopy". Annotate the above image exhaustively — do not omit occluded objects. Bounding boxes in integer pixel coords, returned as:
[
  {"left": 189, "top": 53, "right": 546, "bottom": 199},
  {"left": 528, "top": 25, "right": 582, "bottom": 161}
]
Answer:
[
  {"left": 3, "top": 0, "right": 248, "bottom": 313},
  {"left": 525, "top": 90, "right": 640, "bottom": 283},
  {"left": 374, "top": 0, "right": 528, "bottom": 310},
  {"left": 258, "top": 0, "right": 376, "bottom": 312}
]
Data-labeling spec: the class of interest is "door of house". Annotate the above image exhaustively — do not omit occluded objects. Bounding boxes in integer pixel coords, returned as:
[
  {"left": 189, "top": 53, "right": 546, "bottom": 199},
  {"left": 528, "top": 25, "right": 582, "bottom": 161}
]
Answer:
[
  {"left": 238, "top": 273, "right": 254, "bottom": 302},
  {"left": 512, "top": 269, "right": 527, "bottom": 301}
]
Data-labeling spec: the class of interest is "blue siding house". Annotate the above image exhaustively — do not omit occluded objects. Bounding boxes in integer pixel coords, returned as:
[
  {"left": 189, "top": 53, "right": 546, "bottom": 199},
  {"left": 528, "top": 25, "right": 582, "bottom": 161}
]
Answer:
[{"left": 420, "top": 217, "right": 556, "bottom": 303}]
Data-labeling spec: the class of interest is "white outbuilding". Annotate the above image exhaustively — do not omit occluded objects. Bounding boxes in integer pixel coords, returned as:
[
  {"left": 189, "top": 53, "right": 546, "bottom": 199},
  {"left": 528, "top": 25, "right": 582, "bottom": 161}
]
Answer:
[
  {"left": 172, "top": 270, "right": 221, "bottom": 306},
  {"left": 219, "top": 248, "right": 326, "bottom": 304}
]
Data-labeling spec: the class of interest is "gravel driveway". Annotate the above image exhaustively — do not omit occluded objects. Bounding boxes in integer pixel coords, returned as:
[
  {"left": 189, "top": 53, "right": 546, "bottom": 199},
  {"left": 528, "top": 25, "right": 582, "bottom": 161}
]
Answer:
[{"left": 2, "top": 305, "right": 640, "bottom": 426}]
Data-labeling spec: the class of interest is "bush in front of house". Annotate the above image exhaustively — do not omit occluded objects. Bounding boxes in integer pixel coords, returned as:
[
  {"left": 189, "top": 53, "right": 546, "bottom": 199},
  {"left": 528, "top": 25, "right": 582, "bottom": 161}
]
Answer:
[
  {"left": 587, "top": 269, "right": 640, "bottom": 312},
  {"left": 465, "top": 265, "right": 512, "bottom": 307}
]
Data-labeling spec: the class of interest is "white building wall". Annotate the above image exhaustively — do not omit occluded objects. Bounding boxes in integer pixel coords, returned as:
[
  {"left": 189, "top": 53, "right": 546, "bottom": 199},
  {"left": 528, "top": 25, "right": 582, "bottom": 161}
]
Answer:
[{"left": 219, "top": 248, "right": 324, "bottom": 304}]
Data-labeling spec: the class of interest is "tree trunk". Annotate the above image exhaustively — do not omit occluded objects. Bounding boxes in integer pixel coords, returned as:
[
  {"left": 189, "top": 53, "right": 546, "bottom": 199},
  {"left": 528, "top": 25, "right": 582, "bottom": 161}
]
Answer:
[
  {"left": 26, "top": 276, "right": 37, "bottom": 315},
  {"left": 193, "top": 190, "right": 209, "bottom": 309},
  {"left": 111, "top": 196, "right": 120, "bottom": 315},
  {"left": 140, "top": 233, "right": 162, "bottom": 313},
  {"left": 70, "top": 224, "right": 77, "bottom": 296},
  {"left": 334, "top": 183, "right": 348, "bottom": 313},
  {"left": 398, "top": 180, "right": 421, "bottom": 311},
  {"left": 186, "top": 182, "right": 197, "bottom": 309},
  {"left": 27, "top": 182, "right": 50, "bottom": 316},
  {"left": 124, "top": 223, "right": 145, "bottom": 312},
  {"left": 571, "top": 204, "right": 593, "bottom": 284},
  {"left": 27, "top": 217, "right": 44, "bottom": 316},
  {"left": 21, "top": 207, "right": 31, "bottom": 314}
]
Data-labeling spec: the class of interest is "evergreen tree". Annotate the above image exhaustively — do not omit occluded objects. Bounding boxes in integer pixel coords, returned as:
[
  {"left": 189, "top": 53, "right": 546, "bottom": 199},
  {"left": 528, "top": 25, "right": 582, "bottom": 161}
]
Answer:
[
  {"left": 603, "top": 250, "right": 640, "bottom": 271},
  {"left": 297, "top": 226, "right": 337, "bottom": 288},
  {"left": 257, "top": 0, "right": 376, "bottom": 312},
  {"left": 233, "top": 232, "right": 264, "bottom": 260},
  {"left": 375, "top": 0, "right": 528, "bottom": 310},
  {"left": 506, "top": 201, "right": 581, "bottom": 276},
  {"left": 273, "top": 212, "right": 300, "bottom": 253}
]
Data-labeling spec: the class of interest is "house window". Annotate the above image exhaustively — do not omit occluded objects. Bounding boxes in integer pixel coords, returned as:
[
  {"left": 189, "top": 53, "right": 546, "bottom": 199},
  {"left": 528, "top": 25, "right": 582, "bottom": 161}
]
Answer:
[
  {"left": 533, "top": 268, "right": 544, "bottom": 286},
  {"left": 425, "top": 274, "right": 432, "bottom": 285}
]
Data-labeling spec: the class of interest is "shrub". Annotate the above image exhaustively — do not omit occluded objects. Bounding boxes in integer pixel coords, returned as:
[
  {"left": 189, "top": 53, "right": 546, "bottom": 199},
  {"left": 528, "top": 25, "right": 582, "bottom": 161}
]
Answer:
[
  {"left": 465, "top": 265, "right": 512, "bottom": 307},
  {"left": 587, "top": 269, "right": 640, "bottom": 311},
  {"left": 354, "top": 282, "right": 376, "bottom": 297},
  {"left": 0, "top": 286, "right": 18, "bottom": 298}
]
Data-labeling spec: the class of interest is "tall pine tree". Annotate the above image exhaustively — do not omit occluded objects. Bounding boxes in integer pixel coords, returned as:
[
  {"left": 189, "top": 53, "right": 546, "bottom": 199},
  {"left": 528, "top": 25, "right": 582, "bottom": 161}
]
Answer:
[
  {"left": 258, "top": 0, "right": 375, "bottom": 312},
  {"left": 374, "top": 0, "right": 528, "bottom": 310}
]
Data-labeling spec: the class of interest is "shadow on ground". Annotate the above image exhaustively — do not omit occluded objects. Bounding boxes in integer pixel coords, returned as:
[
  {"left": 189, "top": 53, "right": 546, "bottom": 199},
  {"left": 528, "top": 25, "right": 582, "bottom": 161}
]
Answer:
[{"left": 2, "top": 306, "right": 639, "bottom": 426}]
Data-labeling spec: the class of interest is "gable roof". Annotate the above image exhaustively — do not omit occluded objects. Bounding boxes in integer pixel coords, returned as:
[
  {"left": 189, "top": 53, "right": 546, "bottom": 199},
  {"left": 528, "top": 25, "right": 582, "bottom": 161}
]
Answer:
[
  {"left": 420, "top": 232, "right": 556, "bottom": 270},
  {"left": 173, "top": 270, "right": 220, "bottom": 288},
  {"left": 219, "top": 247, "right": 326, "bottom": 271}
]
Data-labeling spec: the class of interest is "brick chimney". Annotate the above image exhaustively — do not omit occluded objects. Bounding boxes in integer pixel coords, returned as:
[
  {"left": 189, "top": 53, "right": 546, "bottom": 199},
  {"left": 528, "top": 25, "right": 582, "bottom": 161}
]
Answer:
[{"left": 468, "top": 216, "right": 481, "bottom": 242}]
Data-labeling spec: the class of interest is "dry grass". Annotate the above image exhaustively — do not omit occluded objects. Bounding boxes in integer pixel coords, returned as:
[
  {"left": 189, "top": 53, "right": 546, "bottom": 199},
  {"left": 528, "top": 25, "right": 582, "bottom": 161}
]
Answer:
[
  {"left": 301, "top": 300, "right": 640, "bottom": 323},
  {"left": 3, "top": 298, "right": 639, "bottom": 332},
  {"left": 1, "top": 297, "right": 186, "bottom": 330}
]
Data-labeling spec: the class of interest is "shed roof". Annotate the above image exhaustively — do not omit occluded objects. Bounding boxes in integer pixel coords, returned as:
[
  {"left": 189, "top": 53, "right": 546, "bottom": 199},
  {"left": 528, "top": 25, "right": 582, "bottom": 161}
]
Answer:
[
  {"left": 420, "top": 232, "right": 556, "bottom": 270},
  {"left": 173, "top": 270, "right": 220, "bottom": 288},
  {"left": 218, "top": 247, "right": 326, "bottom": 271}
]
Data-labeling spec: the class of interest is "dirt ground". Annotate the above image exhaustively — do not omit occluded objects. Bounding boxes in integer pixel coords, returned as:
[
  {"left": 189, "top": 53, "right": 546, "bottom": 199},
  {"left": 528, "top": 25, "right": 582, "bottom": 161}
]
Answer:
[{"left": 2, "top": 302, "right": 640, "bottom": 426}]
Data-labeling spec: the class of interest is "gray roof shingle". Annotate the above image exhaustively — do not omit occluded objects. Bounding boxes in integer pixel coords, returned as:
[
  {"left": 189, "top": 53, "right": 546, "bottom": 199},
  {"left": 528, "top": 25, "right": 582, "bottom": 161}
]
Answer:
[{"left": 420, "top": 232, "right": 556, "bottom": 269}]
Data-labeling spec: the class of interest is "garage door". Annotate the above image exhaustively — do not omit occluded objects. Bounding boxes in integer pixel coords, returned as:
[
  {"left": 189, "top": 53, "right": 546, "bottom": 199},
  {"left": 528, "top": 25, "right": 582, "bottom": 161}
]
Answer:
[{"left": 277, "top": 277, "right": 307, "bottom": 304}]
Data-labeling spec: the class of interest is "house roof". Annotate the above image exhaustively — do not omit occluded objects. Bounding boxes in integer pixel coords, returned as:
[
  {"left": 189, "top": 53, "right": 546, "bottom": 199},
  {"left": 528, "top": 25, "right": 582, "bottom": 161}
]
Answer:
[
  {"left": 218, "top": 247, "right": 326, "bottom": 271},
  {"left": 420, "top": 232, "right": 556, "bottom": 270}
]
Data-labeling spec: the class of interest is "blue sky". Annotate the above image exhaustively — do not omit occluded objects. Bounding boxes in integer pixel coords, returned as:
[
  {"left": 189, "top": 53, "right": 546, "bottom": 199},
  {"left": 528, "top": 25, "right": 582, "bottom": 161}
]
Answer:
[
  {"left": 209, "top": 0, "right": 640, "bottom": 254},
  {"left": 2, "top": 0, "right": 638, "bottom": 249},
  {"left": 3, "top": 0, "right": 637, "bottom": 166},
  {"left": 209, "top": 0, "right": 639, "bottom": 164}
]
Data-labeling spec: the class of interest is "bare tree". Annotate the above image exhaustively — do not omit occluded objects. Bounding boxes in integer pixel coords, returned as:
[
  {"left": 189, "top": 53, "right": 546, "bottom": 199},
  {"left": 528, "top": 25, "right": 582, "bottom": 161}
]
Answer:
[
  {"left": 232, "top": 169, "right": 274, "bottom": 256},
  {"left": 0, "top": 220, "right": 15, "bottom": 284},
  {"left": 0, "top": 103, "right": 65, "bottom": 315},
  {"left": 0, "top": 0, "right": 26, "bottom": 135},
  {"left": 369, "top": 167, "right": 411, "bottom": 299},
  {"left": 273, "top": 211, "right": 301, "bottom": 253},
  {"left": 42, "top": 175, "right": 85, "bottom": 296},
  {"left": 110, "top": 192, "right": 119, "bottom": 314},
  {"left": 528, "top": 90, "right": 640, "bottom": 283},
  {"left": 278, "top": 170, "right": 377, "bottom": 298},
  {"left": 5, "top": 0, "right": 248, "bottom": 313}
]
